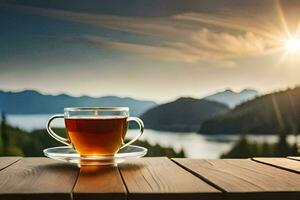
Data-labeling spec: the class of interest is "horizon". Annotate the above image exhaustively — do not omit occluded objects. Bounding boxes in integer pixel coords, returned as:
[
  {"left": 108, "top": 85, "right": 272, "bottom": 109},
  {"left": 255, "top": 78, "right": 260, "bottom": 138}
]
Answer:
[
  {"left": 0, "top": 83, "right": 299, "bottom": 103},
  {"left": 1, "top": 85, "right": 299, "bottom": 104},
  {"left": 1, "top": 0, "right": 300, "bottom": 102}
]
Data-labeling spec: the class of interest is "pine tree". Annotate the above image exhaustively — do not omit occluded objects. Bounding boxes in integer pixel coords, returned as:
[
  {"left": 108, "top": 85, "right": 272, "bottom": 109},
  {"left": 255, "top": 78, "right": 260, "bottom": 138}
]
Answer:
[
  {"left": 1, "top": 112, "right": 9, "bottom": 154},
  {"left": 0, "top": 113, "right": 2, "bottom": 154},
  {"left": 275, "top": 132, "right": 290, "bottom": 156}
]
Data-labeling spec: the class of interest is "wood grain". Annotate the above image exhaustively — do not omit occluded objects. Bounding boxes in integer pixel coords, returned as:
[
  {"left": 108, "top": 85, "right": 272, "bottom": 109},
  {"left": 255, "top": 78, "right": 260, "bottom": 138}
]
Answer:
[
  {"left": 119, "top": 157, "right": 221, "bottom": 200},
  {"left": 73, "top": 165, "right": 127, "bottom": 200},
  {"left": 288, "top": 157, "right": 300, "bottom": 161},
  {"left": 253, "top": 157, "right": 300, "bottom": 173},
  {"left": 0, "top": 157, "right": 21, "bottom": 171},
  {"left": 0, "top": 157, "right": 78, "bottom": 200},
  {"left": 173, "top": 158, "right": 300, "bottom": 200}
]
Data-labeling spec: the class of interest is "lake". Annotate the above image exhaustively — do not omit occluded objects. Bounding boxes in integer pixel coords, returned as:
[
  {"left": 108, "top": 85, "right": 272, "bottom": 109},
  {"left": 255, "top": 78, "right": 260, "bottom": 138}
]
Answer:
[{"left": 6, "top": 114, "right": 299, "bottom": 159}]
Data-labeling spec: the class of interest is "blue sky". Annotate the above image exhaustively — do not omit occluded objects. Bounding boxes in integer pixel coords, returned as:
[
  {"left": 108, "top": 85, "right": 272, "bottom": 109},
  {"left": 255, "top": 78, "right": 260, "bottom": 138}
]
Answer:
[{"left": 1, "top": 0, "right": 300, "bottom": 102}]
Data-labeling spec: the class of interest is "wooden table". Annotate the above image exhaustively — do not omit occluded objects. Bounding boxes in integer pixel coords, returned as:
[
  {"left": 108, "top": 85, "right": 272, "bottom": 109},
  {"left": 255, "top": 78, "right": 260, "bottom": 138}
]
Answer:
[{"left": 0, "top": 157, "right": 300, "bottom": 200}]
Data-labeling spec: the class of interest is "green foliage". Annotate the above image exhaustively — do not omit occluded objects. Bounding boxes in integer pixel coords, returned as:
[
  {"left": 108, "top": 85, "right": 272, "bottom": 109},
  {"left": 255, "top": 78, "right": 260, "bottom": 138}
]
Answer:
[
  {"left": 221, "top": 134, "right": 299, "bottom": 158},
  {"left": 0, "top": 139, "right": 3, "bottom": 154},
  {"left": 130, "top": 140, "right": 185, "bottom": 158},
  {"left": 1, "top": 112, "right": 8, "bottom": 153},
  {"left": 200, "top": 87, "right": 300, "bottom": 135},
  {"left": 0, "top": 120, "right": 185, "bottom": 158},
  {"left": 4, "top": 146, "right": 24, "bottom": 156}
]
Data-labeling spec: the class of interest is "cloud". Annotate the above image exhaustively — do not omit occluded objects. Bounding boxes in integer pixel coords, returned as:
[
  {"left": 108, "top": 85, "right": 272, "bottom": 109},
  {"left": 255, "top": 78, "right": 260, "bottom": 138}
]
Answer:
[
  {"left": 189, "top": 29, "right": 269, "bottom": 56},
  {"left": 83, "top": 36, "right": 199, "bottom": 63},
  {"left": 83, "top": 29, "right": 270, "bottom": 65},
  {"left": 3, "top": 3, "right": 283, "bottom": 65},
  {"left": 172, "top": 12, "right": 283, "bottom": 41}
]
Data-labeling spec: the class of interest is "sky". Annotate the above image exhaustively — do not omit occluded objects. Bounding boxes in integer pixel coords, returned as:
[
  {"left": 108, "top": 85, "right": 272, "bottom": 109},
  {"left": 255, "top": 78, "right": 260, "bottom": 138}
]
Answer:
[{"left": 1, "top": 0, "right": 300, "bottom": 102}]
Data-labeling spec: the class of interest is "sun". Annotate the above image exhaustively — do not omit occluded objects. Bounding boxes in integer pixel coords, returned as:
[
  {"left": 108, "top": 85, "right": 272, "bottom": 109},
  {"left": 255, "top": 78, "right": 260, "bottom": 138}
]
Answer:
[{"left": 284, "top": 37, "right": 300, "bottom": 53}]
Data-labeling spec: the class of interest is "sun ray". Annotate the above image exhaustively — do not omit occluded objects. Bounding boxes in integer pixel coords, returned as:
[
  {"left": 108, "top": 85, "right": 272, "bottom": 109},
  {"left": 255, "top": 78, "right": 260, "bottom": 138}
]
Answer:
[
  {"left": 295, "top": 20, "right": 300, "bottom": 37},
  {"left": 275, "top": 0, "right": 291, "bottom": 37},
  {"left": 173, "top": 12, "right": 281, "bottom": 42}
]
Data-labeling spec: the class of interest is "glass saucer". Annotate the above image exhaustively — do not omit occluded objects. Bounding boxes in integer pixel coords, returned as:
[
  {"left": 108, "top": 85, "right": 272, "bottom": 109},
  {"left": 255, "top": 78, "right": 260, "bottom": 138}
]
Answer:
[{"left": 43, "top": 145, "right": 147, "bottom": 166}]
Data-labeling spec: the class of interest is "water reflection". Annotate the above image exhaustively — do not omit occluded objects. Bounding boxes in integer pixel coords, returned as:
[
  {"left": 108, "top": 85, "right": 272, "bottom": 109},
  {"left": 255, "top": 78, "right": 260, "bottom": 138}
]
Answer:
[{"left": 6, "top": 114, "right": 300, "bottom": 159}]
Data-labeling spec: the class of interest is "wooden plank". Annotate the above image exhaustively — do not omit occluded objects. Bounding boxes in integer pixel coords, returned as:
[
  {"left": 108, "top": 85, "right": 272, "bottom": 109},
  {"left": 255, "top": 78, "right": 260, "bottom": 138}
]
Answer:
[
  {"left": 73, "top": 165, "right": 127, "bottom": 200},
  {"left": 173, "top": 158, "right": 300, "bottom": 200},
  {"left": 0, "top": 157, "right": 78, "bottom": 200},
  {"left": 0, "top": 157, "right": 21, "bottom": 171},
  {"left": 288, "top": 157, "right": 300, "bottom": 161},
  {"left": 253, "top": 157, "right": 300, "bottom": 173},
  {"left": 119, "top": 157, "right": 222, "bottom": 200}
]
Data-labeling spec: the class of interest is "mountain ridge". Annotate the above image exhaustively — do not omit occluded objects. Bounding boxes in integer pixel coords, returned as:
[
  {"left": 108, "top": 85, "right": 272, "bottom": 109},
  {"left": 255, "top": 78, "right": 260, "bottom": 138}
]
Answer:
[
  {"left": 0, "top": 90, "right": 157, "bottom": 116},
  {"left": 141, "top": 97, "right": 229, "bottom": 132},
  {"left": 204, "top": 88, "right": 258, "bottom": 108},
  {"left": 200, "top": 86, "right": 300, "bottom": 135}
]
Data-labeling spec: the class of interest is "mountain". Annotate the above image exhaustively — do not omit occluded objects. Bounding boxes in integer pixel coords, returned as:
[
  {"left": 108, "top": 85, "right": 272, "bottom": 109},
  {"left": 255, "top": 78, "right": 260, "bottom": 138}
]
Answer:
[
  {"left": 204, "top": 89, "right": 258, "bottom": 108},
  {"left": 200, "top": 87, "right": 300, "bottom": 135},
  {"left": 140, "top": 97, "right": 229, "bottom": 132},
  {"left": 0, "top": 90, "right": 157, "bottom": 116}
]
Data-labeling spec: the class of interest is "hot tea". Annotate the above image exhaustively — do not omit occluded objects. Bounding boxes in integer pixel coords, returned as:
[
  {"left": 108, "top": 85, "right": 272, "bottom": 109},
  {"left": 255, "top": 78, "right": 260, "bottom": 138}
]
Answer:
[
  {"left": 65, "top": 117, "right": 127, "bottom": 156},
  {"left": 47, "top": 107, "right": 144, "bottom": 158}
]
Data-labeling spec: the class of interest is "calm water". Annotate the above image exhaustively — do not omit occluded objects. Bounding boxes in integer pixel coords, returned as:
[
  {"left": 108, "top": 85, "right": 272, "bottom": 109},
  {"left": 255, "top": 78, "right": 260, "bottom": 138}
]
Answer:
[{"left": 6, "top": 114, "right": 299, "bottom": 159}]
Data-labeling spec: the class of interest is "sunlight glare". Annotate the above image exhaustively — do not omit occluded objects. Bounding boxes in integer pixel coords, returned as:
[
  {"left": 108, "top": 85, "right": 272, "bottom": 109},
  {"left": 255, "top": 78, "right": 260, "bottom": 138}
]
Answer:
[{"left": 284, "top": 38, "right": 300, "bottom": 53}]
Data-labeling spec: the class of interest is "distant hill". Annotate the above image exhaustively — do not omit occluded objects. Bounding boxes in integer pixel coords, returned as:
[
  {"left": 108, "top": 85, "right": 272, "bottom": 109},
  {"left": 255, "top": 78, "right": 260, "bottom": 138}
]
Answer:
[
  {"left": 204, "top": 89, "right": 258, "bottom": 108},
  {"left": 0, "top": 90, "right": 157, "bottom": 116},
  {"left": 141, "top": 97, "right": 229, "bottom": 132},
  {"left": 200, "top": 87, "right": 300, "bottom": 135}
]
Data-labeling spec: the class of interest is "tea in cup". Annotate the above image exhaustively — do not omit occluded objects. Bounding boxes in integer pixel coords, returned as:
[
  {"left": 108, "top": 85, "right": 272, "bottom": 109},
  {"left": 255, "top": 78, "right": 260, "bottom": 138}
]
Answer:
[{"left": 46, "top": 107, "right": 144, "bottom": 156}]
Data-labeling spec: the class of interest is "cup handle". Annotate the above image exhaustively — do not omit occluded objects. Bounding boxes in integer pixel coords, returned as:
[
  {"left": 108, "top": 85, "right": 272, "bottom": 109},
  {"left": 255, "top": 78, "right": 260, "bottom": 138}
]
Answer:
[
  {"left": 120, "top": 117, "right": 144, "bottom": 149},
  {"left": 46, "top": 114, "right": 71, "bottom": 146}
]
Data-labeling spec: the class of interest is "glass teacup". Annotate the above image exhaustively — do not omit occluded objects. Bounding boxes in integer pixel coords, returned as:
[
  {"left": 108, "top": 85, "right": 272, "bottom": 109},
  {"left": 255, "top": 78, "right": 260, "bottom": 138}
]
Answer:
[{"left": 46, "top": 107, "right": 144, "bottom": 156}]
